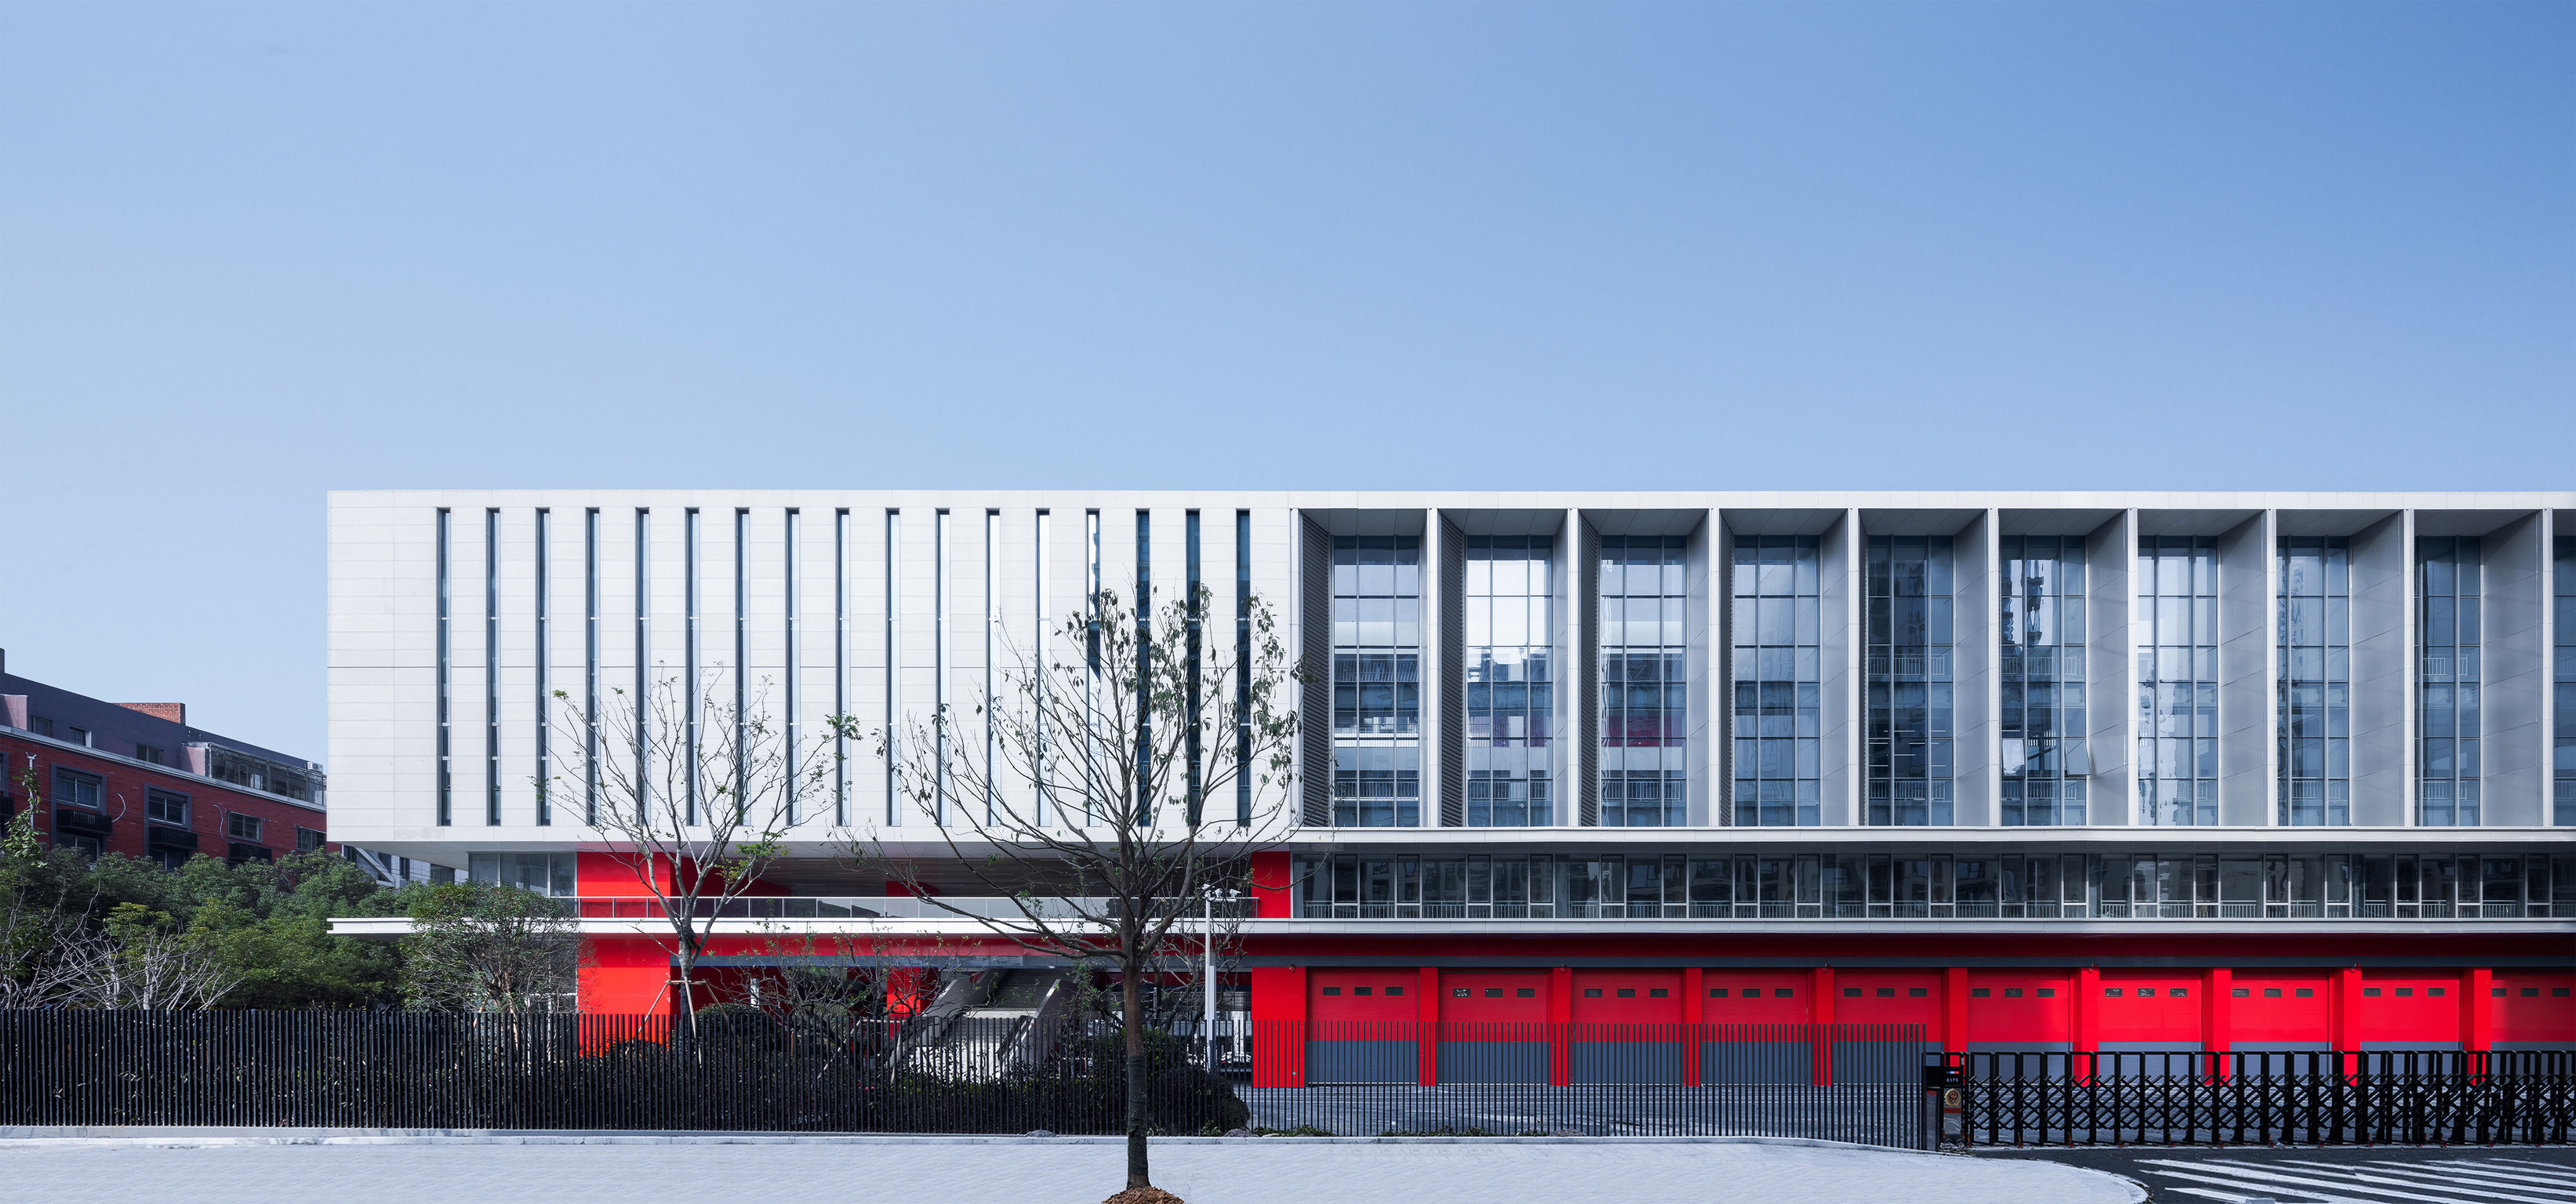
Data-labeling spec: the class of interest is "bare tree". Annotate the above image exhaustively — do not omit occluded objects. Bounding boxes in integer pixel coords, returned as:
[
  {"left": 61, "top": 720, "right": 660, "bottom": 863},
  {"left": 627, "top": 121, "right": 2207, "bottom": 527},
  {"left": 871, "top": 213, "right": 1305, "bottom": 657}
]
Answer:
[
  {"left": 42, "top": 904, "right": 241, "bottom": 1010},
  {"left": 399, "top": 880, "right": 589, "bottom": 1011},
  {"left": 855, "top": 585, "right": 1303, "bottom": 1199},
  {"left": 547, "top": 674, "right": 852, "bottom": 1032},
  {"left": 0, "top": 807, "right": 79, "bottom": 1008}
]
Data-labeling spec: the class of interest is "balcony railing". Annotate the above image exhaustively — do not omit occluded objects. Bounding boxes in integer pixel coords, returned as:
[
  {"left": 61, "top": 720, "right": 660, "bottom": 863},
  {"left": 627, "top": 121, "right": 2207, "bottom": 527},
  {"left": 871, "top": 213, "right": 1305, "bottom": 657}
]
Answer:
[{"left": 574, "top": 895, "right": 1259, "bottom": 921}]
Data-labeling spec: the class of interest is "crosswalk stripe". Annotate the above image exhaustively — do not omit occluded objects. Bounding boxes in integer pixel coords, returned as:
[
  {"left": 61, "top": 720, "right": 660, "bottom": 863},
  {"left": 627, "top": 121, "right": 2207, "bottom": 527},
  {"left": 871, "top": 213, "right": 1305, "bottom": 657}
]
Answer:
[
  {"left": 2487, "top": 1162, "right": 2576, "bottom": 1179},
  {"left": 2142, "top": 1165, "right": 2374, "bottom": 1203},
  {"left": 2140, "top": 1158, "right": 2520, "bottom": 1204},
  {"left": 2166, "top": 1188, "right": 2311, "bottom": 1204},
  {"left": 2447, "top": 1162, "right": 2576, "bottom": 1186},
  {"left": 2208, "top": 1159, "right": 2576, "bottom": 1204},
  {"left": 2274, "top": 1161, "right": 2576, "bottom": 1202},
  {"left": 2386, "top": 1163, "right": 2576, "bottom": 1196}
]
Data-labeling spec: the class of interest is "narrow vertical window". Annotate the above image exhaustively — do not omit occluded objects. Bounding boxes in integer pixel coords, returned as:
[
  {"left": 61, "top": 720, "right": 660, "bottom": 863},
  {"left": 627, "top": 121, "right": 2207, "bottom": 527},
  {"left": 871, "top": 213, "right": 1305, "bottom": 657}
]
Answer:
[
  {"left": 2418, "top": 536, "right": 2481, "bottom": 825},
  {"left": 1866, "top": 535, "right": 1954, "bottom": 825},
  {"left": 2557, "top": 535, "right": 2576, "bottom": 825},
  {"left": 885, "top": 509, "right": 902, "bottom": 825},
  {"left": 1185, "top": 510, "right": 1203, "bottom": 826},
  {"left": 1731, "top": 535, "right": 1819, "bottom": 826},
  {"left": 1466, "top": 535, "right": 1555, "bottom": 826},
  {"left": 535, "top": 508, "right": 551, "bottom": 826},
  {"left": 2137, "top": 536, "right": 2218, "bottom": 825},
  {"left": 2277, "top": 535, "right": 2350, "bottom": 825},
  {"left": 1135, "top": 510, "right": 1152, "bottom": 825},
  {"left": 1085, "top": 509, "right": 1103, "bottom": 825},
  {"left": 485, "top": 509, "right": 501, "bottom": 827},
  {"left": 585, "top": 508, "right": 600, "bottom": 825},
  {"left": 685, "top": 507, "right": 701, "bottom": 825},
  {"left": 634, "top": 509, "right": 652, "bottom": 821},
  {"left": 784, "top": 508, "right": 800, "bottom": 826},
  {"left": 834, "top": 509, "right": 849, "bottom": 826},
  {"left": 2000, "top": 536, "right": 2087, "bottom": 826},
  {"left": 1036, "top": 508, "right": 1054, "bottom": 826},
  {"left": 985, "top": 509, "right": 1001, "bottom": 825},
  {"left": 1331, "top": 534, "right": 1422, "bottom": 826},
  {"left": 936, "top": 508, "right": 952, "bottom": 825},
  {"left": 735, "top": 508, "right": 750, "bottom": 820},
  {"left": 1235, "top": 510, "right": 1252, "bottom": 826},
  {"left": 1600, "top": 535, "right": 1687, "bottom": 826},
  {"left": 435, "top": 508, "right": 452, "bottom": 826}
]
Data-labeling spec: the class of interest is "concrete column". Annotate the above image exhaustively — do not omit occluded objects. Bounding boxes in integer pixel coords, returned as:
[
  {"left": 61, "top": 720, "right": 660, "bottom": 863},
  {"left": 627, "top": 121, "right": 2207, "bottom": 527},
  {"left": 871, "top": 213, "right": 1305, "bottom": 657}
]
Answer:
[
  {"left": 2216, "top": 511, "right": 2277, "bottom": 825},
  {"left": 2087, "top": 510, "right": 2138, "bottom": 824},
  {"left": 1424, "top": 510, "right": 1452, "bottom": 827},
  {"left": 1953, "top": 510, "right": 2000, "bottom": 827},
  {"left": 2479, "top": 513, "right": 2549, "bottom": 825},
  {"left": 2350, "top": 511, "right": 2412, "bottom": 826},
  {"left": 1557, "top": 510, "right": 1583, "bottom": 829},
  {"left": 1713, "top": 519, "right": 1739, "bottom": 826},
  {"left": 2546, "top": 510, "right": 2563, "bottom": 827},
  {"left": 1819, "top": 510, "right": 1862, "bottom": 826},
  {"left": 1688, "top": 510, "right": 1717, "bottom": 827}
]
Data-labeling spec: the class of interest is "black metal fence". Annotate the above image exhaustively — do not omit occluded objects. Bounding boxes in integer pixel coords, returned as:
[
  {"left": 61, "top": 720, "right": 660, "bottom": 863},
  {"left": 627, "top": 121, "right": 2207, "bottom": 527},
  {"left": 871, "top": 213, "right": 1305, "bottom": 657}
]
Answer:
[
  {"left": 1949, "top": 1049, "right": 2576, "bottom": 1147},
  {"left": 0, "top": 1012, "right": 1932, "bottom": 1146}
]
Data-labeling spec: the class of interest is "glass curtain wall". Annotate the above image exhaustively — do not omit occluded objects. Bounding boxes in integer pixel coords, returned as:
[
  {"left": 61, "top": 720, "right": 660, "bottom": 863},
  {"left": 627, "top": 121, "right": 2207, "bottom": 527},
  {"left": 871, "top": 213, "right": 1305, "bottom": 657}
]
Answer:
[
  {"left": 2277, "top": 536, "right": 2351, "bottom": 826},
  {"left": 1466, "top": 535, "right": 1554, "bottom": 825},
  {"left": 2137, "top": 537, "right": 2219, "bottom": 825},
  {"left": 1731, "top": 536, "right": 1820, "bottom": 826},
  {"left": 1599, "top": 536, "right": 1688, "bottom": 825},
  {"left": 1867, "top": 535, "right": 1953, "bottom": 826},
  {"left": 2000, "top": 536, "right": 2088, "bottom": 825},
  {"left": 1331, "top": 535, "right": 1421, "bottom": 826},
  {"left": 2558, "top": 536, "right": 2576, "bottom": 826},
  {"left": 2418, "top": 537, "right": 2482, "bottom": 825}
]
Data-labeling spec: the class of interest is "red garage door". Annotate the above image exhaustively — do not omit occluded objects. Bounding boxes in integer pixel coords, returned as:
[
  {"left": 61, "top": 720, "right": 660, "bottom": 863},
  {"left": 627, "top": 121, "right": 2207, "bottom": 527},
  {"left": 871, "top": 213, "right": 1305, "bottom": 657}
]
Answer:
[
  {"left": 2098, "top": 971, "right": 2201, "bottom": 1051},
  {"left": 2230, "top": 970, "right": 2331, "bottom": 1047},
  {"left": 1966, "top": 970, "right": 2072, "bottom": 1049}
]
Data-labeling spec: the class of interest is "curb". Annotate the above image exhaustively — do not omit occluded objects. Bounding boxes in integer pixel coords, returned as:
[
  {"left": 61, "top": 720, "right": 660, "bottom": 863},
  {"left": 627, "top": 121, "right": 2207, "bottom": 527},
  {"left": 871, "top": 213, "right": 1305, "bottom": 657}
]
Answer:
[{"left": 0, "top": 1127, "right": 1932, "bottom": 1151}]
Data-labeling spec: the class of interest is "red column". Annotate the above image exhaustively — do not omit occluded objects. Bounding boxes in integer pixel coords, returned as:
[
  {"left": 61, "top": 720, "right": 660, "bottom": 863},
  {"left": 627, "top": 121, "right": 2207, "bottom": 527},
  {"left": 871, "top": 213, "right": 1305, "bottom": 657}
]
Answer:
[
  {"left": 2333, "top": 965, "right": 2361, "bottom": 1076},
  {"left": 1418, "top": 967, "right": 1441, "bottom": 1086},
  {"left": 2465, "top": 967, "right": 2493, "bottom": 1054},
  {"left": 1548, "top": 966, "right": 1574, "bottom": 1086},
  {"left": 1681, "top": 967, "right": 1705, "bottom": 1087},
  {"left": 1810, "top": 966, "right": 1837, "bottom": 1086},
  {"left": 1249, "top": 851, "right": 1295, "bottom": 918},
  {"left": 2206, "top": 966, "right": 2233, "bottom": 1055},
  {"left": 2074, "top": 966, "right": 2100, "bottom": 1085},
  {"left": 1942, "top": 966, "right": 1969, "bottom": 1056}
]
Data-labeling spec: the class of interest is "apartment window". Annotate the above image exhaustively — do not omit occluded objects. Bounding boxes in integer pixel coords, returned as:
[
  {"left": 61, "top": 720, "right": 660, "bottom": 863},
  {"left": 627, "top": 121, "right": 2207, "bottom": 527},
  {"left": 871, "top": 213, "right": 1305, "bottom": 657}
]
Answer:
[
  {"left": 2000, "top": 536, "right": 2087, "bottom": 825},
  {"left": 2277, "top": 536, "right": 2350, "bottom": 825},
  {"left": 1867, "top": 535, "right": 1954, "bottom": 825},
  {"left": 135, "top": 744, "right": 163, "bottom": 766},
  {"left": 1466, "top": 535, "right": 1554, "bottom": 826},
  {"left": 2419, "top": 537, "right": 2482, "bottom": 825},
  {"left": 436, "top": 507, "right": 452, "bottom": 825},
  {"left": 53, "top": 767, "right": 102, "bottom": 809},
  {"left": 1732, "top": 535, "right": 1819, "bottom": 826},
  {"left": 1600, "top": 535, "right": 1687, "bottom": 826},
  {"left": 296, "top": 826, "right": 325, "bottom": 854},
  {"left": 1331, "top": 535, "right": 1422, "bottom": 826},
  {"left": 226, "top": 812, "right": 263, "bottom": 842},
  {"left": 2556, "top": 536, "right": 2575, "bottom": 825},
  {"left": 145, "top": 789, "right": 189, "bottom": 826},
  {"left": 2138, "top": 536, "right": 2218, "bottom": 825},
  {"left": 67, "top": 727, "right": 91, "bottom": 747},
  {"left": 30, "top": 717, "right": 53, "bottom": 738}
]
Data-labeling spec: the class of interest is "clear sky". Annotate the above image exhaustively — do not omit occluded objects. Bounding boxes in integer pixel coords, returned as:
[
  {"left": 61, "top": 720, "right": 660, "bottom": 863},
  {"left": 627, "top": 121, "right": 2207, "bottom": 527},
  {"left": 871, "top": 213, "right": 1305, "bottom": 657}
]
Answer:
[{"left": 2, "top": 2, "right": 2569, "bottom": 759}]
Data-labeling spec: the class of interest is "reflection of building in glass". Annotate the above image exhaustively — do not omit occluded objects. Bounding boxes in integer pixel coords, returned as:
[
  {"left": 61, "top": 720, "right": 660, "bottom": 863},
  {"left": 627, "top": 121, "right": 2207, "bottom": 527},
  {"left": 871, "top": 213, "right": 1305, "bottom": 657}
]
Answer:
[
  {"left": 2276, "top": 536, "right": 2349, "bottom": 826},
  {"left": 2137, "top": 536, "right": 2219, "bottom": 826},
  {"left": 1731, "top": 536, "right": 1818, "bottom": 827},
  {"left": 1999, "top": 536, "right": 2087, "bottom": 825},
  {"left": 1600, "top": 536, "right": 1687, "bottom": 827},
  {"left": 2418, "top": 537, "right": 2481, "bottom": 826},
  {"left": 1330, "top": 535, "right": 1421, "bottom": 827},
  {"left": 1867, "top": 536, "right": 1953, "bottom": 826}
]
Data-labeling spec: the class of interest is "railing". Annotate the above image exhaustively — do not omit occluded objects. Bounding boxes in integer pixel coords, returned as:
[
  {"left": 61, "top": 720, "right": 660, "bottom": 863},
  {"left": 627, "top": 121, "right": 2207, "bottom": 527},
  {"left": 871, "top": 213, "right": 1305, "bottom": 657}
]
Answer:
[
  {"left": 1948, "top": 1049, "right": 2576, "bottom": 1147},
  {"left": 572, "top": 896, "right": 1259, "bottom": 921}
]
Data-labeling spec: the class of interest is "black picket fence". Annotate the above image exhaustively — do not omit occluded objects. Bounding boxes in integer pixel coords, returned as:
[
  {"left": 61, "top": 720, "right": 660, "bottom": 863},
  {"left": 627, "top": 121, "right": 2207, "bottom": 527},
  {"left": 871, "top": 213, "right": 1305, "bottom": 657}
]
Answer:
[
  {"left": 1949, "top": 1049, "right": 2576, "bottom": 1147},
  {"left": 0, "top": 1010, "right": 1246, "bottom": 1134},
  {"left": 0, "top": 1011, "right": 1934, "bottom": 1147}
]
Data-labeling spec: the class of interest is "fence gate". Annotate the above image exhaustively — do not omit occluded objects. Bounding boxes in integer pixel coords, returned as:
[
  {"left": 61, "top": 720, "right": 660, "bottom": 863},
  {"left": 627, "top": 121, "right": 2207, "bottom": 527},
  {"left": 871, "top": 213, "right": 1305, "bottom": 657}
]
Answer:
[{"left": 1954, "top": 1050, "right": 2576, "bottom": 1147}]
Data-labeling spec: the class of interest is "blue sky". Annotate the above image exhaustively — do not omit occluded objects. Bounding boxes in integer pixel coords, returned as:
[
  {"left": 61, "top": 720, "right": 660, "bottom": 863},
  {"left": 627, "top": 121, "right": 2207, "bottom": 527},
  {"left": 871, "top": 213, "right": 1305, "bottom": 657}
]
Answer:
[{"left": 2, "top": 2, "right": 2569, "bottom": 757}]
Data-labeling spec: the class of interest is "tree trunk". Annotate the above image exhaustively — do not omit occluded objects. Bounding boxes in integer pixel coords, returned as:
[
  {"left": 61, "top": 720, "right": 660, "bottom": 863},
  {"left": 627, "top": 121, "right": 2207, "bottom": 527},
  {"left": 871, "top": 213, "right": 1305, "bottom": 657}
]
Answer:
[{"left": 1124, "top": 960, "right": 1150, "bottom": 1189}]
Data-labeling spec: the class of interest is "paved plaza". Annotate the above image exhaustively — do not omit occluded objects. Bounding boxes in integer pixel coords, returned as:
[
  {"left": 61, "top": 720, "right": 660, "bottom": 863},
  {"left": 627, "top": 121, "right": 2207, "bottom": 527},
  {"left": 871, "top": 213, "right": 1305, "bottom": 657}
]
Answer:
[{"left": 0, "top": 1133, "right": 2142, "bottom": 1204}]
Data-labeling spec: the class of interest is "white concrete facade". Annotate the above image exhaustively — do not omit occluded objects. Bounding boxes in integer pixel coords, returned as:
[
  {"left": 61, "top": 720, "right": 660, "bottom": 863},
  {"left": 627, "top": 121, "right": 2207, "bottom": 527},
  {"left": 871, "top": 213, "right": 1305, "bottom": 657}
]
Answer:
[{"left": 328, "top": 490, "right": 2576, "bottom": 863}]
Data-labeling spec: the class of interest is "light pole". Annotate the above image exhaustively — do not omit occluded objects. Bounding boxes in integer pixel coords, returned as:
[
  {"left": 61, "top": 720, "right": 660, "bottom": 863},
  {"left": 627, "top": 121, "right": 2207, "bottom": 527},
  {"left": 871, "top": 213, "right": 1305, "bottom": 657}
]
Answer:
[{"left": 1202, "top": 887, "right": 1244, "bottom": 1071}]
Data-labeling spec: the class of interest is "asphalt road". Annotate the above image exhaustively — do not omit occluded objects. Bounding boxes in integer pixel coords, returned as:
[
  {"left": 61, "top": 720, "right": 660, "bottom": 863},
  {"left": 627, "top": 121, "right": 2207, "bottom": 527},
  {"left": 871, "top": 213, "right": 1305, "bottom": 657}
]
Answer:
[{"left": 1982, "top": 1145, "right": 2576, "bottom": 1203}]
